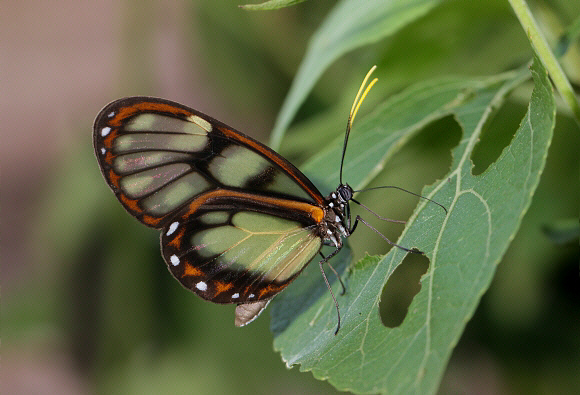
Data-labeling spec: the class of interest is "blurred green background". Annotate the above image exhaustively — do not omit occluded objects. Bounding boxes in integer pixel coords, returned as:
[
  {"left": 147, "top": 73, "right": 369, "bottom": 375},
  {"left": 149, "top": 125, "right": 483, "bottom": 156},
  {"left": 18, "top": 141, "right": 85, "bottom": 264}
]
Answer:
[{"left": 3, "top": 1, "right": 579, "bottom": 394}]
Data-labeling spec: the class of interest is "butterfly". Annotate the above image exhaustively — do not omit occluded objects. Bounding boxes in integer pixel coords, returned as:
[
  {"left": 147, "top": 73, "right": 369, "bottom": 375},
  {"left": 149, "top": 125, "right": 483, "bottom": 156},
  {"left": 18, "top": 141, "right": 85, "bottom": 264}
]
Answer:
[{"left": 93, "top": 66, "right": 444, "bottom": 334}]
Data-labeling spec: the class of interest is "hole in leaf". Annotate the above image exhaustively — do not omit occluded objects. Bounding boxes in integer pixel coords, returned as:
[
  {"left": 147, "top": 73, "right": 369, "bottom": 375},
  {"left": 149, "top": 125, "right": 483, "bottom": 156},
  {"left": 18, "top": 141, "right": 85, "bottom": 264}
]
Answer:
[
  {"left": 471, "top": 97, "right": 528, "bottom": 175},
  {"left": 380, "top": 253, "right": 429, "bottom": 328}
]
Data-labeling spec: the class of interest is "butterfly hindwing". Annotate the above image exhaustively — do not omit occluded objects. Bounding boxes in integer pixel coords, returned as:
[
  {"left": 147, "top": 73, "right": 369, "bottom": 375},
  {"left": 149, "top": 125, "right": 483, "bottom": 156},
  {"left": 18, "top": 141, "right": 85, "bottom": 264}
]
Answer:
[{"left": 162, "top": 206, "right": 322, "bottom": 304}]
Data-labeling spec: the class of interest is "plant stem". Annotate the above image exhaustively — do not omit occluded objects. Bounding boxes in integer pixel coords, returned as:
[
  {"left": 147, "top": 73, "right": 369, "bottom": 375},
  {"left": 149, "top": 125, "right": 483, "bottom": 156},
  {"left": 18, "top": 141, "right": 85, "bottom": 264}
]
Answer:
[{"left": 508, "top": 0, "right": 580, "bottom": 125}]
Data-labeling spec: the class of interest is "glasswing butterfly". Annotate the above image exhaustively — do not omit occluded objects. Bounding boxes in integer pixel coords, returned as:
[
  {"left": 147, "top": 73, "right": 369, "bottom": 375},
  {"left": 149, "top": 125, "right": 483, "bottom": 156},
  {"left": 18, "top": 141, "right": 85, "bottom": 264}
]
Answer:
[{"left": 93, "top": 67, "right": 445, "bottom": 334}]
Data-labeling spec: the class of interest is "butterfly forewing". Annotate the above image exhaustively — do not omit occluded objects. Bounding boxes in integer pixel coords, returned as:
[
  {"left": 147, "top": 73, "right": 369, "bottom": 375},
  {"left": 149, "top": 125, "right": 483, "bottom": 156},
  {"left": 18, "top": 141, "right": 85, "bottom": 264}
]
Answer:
[
  {"left": 93, "top": 97, "right": 328, "bottom": 305},
  {"left": 93, "top": 97, "right": 324, "bottom": 229}
]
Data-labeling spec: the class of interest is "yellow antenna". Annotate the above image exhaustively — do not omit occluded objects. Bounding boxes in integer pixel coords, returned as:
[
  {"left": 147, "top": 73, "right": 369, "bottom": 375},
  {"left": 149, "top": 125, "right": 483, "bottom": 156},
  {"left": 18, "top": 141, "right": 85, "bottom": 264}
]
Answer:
[
  {"left": 349, "top": 65, "right": 378, "bottom": 125},
  {"left": 340, "top": 66, "right": 378, "bottom": 184}
]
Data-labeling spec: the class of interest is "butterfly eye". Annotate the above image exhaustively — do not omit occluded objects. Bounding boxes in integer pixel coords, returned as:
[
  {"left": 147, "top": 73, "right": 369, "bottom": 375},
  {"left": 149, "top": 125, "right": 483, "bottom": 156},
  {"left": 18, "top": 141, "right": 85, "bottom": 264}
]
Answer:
[{"left": 337, "top": 184, "right": 353, "bottom": 202}]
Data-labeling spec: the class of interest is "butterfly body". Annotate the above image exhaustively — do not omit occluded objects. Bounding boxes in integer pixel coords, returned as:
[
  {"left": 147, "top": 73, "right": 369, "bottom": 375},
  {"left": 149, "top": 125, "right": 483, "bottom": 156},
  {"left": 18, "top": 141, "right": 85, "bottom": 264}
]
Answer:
[{"left": 94, "top": 97, "right": 352, "bottom": 326}]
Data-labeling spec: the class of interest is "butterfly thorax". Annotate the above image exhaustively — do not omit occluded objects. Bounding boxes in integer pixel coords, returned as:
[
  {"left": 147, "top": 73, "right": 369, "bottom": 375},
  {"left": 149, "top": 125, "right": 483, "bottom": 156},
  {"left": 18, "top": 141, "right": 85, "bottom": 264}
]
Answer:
[{"left": 320, "top": 184, "right": 352, "bottom": 248}]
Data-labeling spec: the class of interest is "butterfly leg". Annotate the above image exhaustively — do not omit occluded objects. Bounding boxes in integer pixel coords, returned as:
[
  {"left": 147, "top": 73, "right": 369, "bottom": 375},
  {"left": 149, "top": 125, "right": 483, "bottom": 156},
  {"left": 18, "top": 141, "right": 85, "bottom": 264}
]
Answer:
[
  {"left": 350, "top": 215, "right": 423, "bottom": 254},
  {"left": 318, "top": 245, "right": 344, "bottom": 335},
  {"left": 319, "top": 251, "right": 346, "bottom": 295}
]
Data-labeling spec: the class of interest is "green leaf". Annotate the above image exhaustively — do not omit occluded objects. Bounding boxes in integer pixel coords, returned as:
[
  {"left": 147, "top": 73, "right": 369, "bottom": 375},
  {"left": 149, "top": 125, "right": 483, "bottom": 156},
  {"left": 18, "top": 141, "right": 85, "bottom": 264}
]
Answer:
[
  {"left": 269, "top": 0, "right": 443, "bottom": 150},
  {"left": 240, "top": 0, "right": 307, "bottom": 11},
  {"left": 271, "top": 55, "right": 555, "bottom": 394}
]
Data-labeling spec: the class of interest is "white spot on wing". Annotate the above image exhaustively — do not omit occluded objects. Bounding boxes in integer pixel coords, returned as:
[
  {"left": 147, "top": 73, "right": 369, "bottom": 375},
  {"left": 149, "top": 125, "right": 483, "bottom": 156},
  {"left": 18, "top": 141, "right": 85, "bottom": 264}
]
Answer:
[
  {"left": 101, "top": 127, "right": 111, "bottom": 137},
  {"left": 166, "top": 221, "right": 179, "bottom": 236},
  {"left": 196, "top": 281, "right": 207, "bottom": 291},
  {"left": 100, "top": 147, "right": 106, "bottom": 155},
  {"left": 329, "top": 202, "right": 334, "bottom": 208},
  {"left": 232, "top": 293, "right": 240, "bottom": 299},
  {"left": 107, "top": 111, "right": 115, "bottom": 118},
  {"left": 249, "top": 294, "right": 255, "bottom": 299},
  {"left": 170, "top": 254, "right": 180, "bottom": 266}
]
